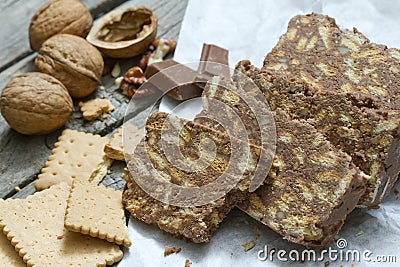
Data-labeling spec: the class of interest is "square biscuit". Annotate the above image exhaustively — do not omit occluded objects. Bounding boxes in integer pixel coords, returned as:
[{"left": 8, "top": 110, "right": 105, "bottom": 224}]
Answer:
[
  {"left": 0, "top": 183, "right": 123, "bottom": 267},
  {"left": 0, "top": 230, "right": 25, "bottom": 267},
  {"left": 104, "top": 124, "right": 144, "bottom": 161},
  {"left": 65, "top": 180, "right": 131, "bottom": 247},
  {"left": 35, "top": 129, "right": 113, "bottom": 191}
]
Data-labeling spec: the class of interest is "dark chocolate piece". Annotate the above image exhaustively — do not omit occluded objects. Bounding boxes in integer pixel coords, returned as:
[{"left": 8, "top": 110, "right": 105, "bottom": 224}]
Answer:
[
  {"left": 144, "top": 59, "right": 203, "bottom": 101},
  {"left": 196, "top": 44, "right": 230, "bottom": 88}
]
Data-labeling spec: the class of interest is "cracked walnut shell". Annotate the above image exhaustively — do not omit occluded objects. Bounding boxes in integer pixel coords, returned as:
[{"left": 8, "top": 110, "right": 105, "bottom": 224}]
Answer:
[
  {"left": 35, "top": 34, "right": 104, "bottom": 99},
  {"left": 87, "top": 6, "right": 157, "bottom": 58},
  {"left": 29, "top": 0, "right": 92, "bottom": 51},
  {"left": 0, "top": 72, "right": 73, "bottom": 135}
]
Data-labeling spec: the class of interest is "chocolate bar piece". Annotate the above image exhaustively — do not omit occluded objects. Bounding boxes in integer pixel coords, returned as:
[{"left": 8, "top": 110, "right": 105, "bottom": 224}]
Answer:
[
  {"left": 144, "top": 59, "right": 203, "bottom": 101},
  {"left": 196, "top": 44, "right": 230, "bottom": 88}
]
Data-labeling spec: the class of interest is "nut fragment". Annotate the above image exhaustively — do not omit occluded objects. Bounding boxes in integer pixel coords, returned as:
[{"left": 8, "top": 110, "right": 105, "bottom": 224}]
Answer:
[
  {"left": 119, "top": 67, "right": 153, "bottom": 98},
  {"left": 87, "top": 6, "right": 157, "bottom": 58},
  {"left": 0, "top": 72, "right": 73, "bottom": 135},
  {"left": 35, "top": 34, "right": 104, "bottom": 98},
  {"left": 29, "top": 0, "right": 92, "bottom": 51},
  {"left": 148, "top": 38, "right": 177, "bottom": 66},
  {"left": 139, "top": 51, "right": 152, "bottom": 70},
  {"left": 111, "top": 62, "right": 121, "bottom": 78},
  {"left": 152, "top": 38, "right": 177, "bottom": 53}
]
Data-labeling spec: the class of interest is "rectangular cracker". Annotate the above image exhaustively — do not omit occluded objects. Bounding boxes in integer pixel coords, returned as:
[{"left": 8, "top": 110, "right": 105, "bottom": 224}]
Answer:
[
  {"left": 65, "top": 179, "right": 131, "bottom": 247},
  {"left": 0, "top": 183, "right": 123, "bottom": 267},
  {"left": 0, "top": 230, "right": 25, "bottom": 267},
  {"left": 104, "top": 124, "right": 145, "bottom": 161},
  {"left": 35, "top": 129, "right": 113, "bottom": 191}
]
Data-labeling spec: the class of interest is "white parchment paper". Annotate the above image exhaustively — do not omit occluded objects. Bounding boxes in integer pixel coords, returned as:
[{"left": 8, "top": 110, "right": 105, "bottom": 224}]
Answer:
[{"left": 120, "top": 1, "right": 400, "bottom": 266}]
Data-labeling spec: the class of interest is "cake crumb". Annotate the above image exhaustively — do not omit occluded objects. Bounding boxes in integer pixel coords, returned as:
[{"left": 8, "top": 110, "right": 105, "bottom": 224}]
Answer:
[
  {"left": 242, "top": 234, "right": 260, "bottom": 252},
  {"left": 242, "top": 240, "right": 256, "bottom": 252},
  {"left": 184, "top": 259, "right": 192, "bottom": 267},
  {"left": 324, "top": 261, "right": 330, "bottom": 267},
  {"left": 14, "top": 186, "right": 21, "bottom": 192},
  {"left": 164, "top": 246, "right": 182, "bottom": 256},
  {"left": 356, "top": 230, "right": 364, "bottom": 237}
]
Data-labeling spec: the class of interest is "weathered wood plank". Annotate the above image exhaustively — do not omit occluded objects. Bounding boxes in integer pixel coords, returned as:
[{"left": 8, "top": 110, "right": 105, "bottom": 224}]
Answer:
[
  {"left": 11, "top": 105, "right": 152, "bottom": 200},
  {"left": 0, "top": 0, "right": 126, "bottom": 72},
  {"left": 0, "top": 0, "right": 188, "bottom": 199}
]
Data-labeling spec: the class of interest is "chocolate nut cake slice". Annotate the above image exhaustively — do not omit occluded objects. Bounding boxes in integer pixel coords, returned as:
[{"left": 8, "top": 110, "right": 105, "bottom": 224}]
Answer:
[
  {"left": 264, "top": 13, "right": 400, "bottom": 110},
  {"left": 123, "top": 112, "right": 260, "bottom": 243},
  {"left": 145, "top": 112, "right": 263, "bottom": 192},
  {"left": 238, "top": 13, "right": 400, "bottom": 206},
  {"left": 192, "top": 74, "right": 366, "bottom": 246},
  {"left": 193, "top": 75, "right": 276, "bottom": 191},
  {"left": 238, "top": 109, "right": 366, "bottom": 247}
]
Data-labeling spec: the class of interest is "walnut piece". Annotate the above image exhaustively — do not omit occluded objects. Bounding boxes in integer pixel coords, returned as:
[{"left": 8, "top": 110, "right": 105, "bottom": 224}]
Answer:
[
  {"left": 35, "top": 34, "right": 104, "bottom": 99},
  {"left": 148, "top": 38, "right": 177, "bottom": 66},
  {"left": 139, "top": 38, "right": 177, "bottom": 70},
  {"left": 0, "top": 72, "right": 73, "bottom": 135},
  {"left": 29, "top": 0, "right": 92, "bottom": 51},
  {"left": 87, "top": 6, "right": 157, "bottom": 58},
  {"left": 119, "top": 66, "right": 154, "bottom": 99}
]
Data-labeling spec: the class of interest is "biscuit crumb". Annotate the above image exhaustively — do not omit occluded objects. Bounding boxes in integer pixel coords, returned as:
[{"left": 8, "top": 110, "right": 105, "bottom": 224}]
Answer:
[
  {"left": 14, "top": 186, "right": 20, "bottom": 192},
  {"left": 184, "top": 259, "right": 192, "bottom": 267},
  {"left": 164, "top": 246, "right": 182, "bottom": 256},
  {"left": 356, "top": 230, "right": 365, "bottom": 237},
  {"left": 79, "top": 99, "right": 115, "bottom": 121}
]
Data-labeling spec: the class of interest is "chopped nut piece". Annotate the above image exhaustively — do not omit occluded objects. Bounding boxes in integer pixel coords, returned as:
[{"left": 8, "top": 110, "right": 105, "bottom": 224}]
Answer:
[
  {"left": 152, "top": 38, "right": 177, "bottom": 53},
  {"left": 115, "top": 77, "right": 123, "bottom": 87},
  {"left": 164, "top": 247, "right": 182, "bottom": 256},
  {"left": 79, "top": 99, "right": 115, "bottom": 121},
  {"left": 148, "top": 38, "right": 176, "bottom": 66},
  {"left": 111, "top": 62, "right": 121, "bottom": 78},
  {"left": 119, "top": 66, "right": 153, "bottom": 99},
  {"left": 139, "top": 51, "right": 152, "bottom": 70}
]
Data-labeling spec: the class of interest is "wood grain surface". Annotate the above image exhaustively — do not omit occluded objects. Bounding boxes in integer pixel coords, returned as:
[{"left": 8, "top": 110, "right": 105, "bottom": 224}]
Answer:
[{"left": 0, "top": 0, "right": 188, "bottom": 199}]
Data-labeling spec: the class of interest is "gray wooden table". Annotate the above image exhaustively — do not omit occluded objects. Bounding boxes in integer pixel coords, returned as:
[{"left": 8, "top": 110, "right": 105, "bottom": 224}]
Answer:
[{"left": 0, "top": 0, "right": 188, "bottom": 199}]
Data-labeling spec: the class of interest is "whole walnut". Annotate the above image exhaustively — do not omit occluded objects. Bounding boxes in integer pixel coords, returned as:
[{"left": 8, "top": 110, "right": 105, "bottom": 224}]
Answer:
[
  {"left": 29, "top": 0, "right": 92, "bottom": 51},
  {"left": 0, "top": 72, "right": 73, "bottom": 135},
  {"left": 35, "top": 34, "right": 104, "bottom": 98}
]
